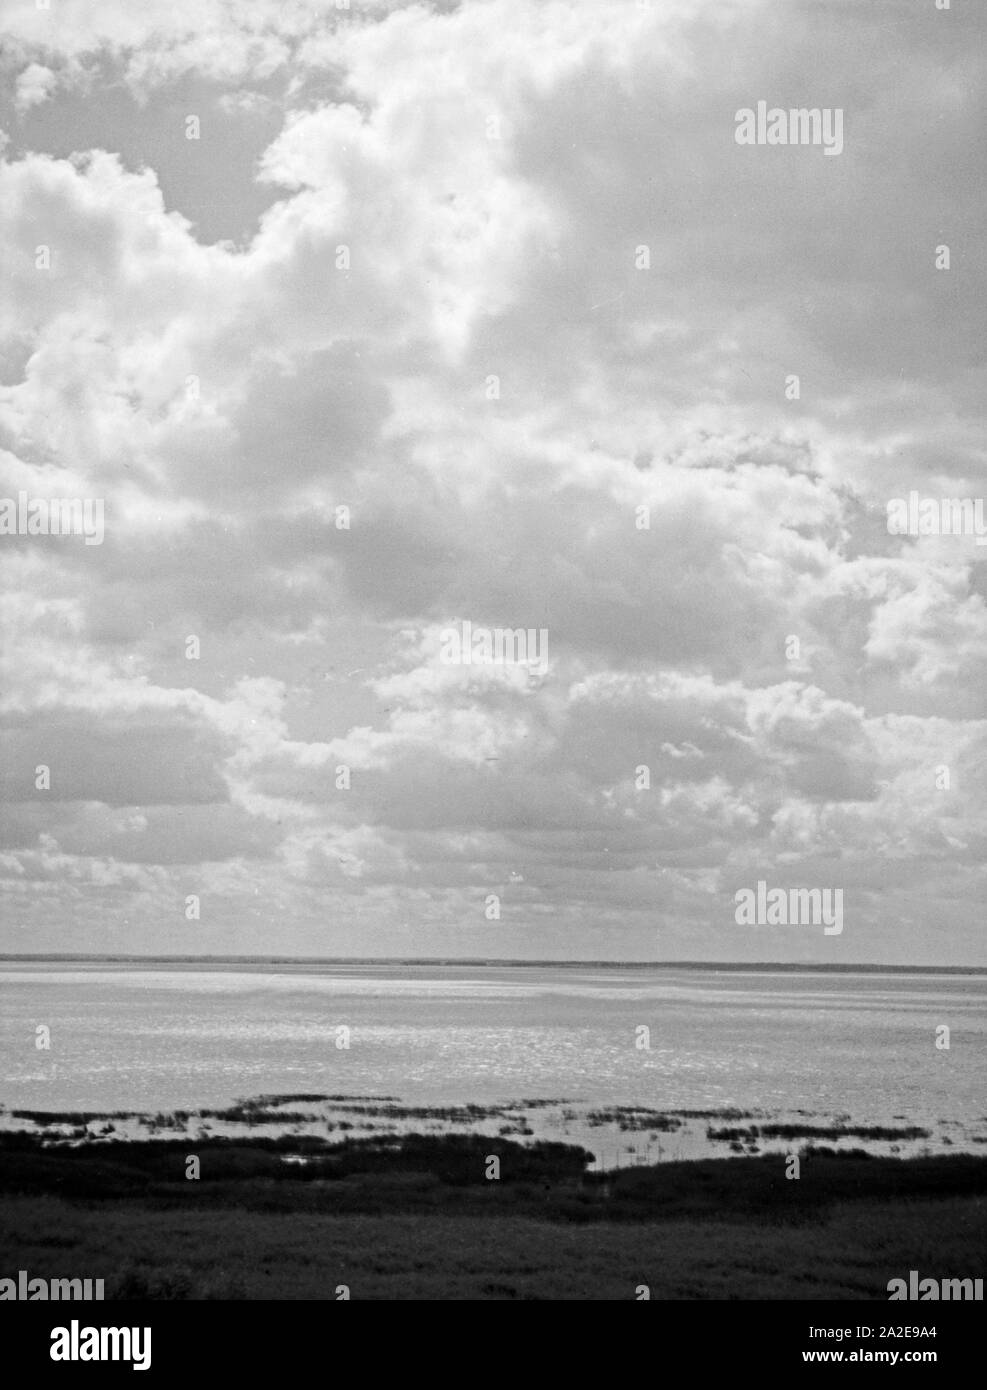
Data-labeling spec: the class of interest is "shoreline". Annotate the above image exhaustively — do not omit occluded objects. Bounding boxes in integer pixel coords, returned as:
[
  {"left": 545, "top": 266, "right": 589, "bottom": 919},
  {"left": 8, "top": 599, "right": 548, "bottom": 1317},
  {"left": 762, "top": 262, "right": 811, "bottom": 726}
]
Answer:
[{"left": 3, "top": 1093, "right": 984, "bottom": 1168}]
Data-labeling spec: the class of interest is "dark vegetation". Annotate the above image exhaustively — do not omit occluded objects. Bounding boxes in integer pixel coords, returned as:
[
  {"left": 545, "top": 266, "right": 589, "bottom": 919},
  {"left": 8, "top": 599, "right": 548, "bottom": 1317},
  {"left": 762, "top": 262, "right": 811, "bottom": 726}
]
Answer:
[
  {"left": 250, "top": 1094, "right": 400, "bottom": 1105},
  {"left": 707, "top": 1123, "right": 931, "bottom": 1143},
  {"left": 6, "top": 1096, "right": 520, "bottom": 1129},
  {"left": 1, "top": 1125, "right": 983, "bottom": 1299},
  {"left": 311, "top": 1102, "right": 509, "bottom": 1121},
  {"left": 1, "top": 1127, "right": 983, "bottom": 1224},
  {"left": 10, "top": 1110, "right": 146, "bottom": 1125},
  {"left": 665, "top": 1108, "right": 758, "bottom": 1120},
  {"left": 586, "top": 1107, "right": 684, "bottom": 1131}
]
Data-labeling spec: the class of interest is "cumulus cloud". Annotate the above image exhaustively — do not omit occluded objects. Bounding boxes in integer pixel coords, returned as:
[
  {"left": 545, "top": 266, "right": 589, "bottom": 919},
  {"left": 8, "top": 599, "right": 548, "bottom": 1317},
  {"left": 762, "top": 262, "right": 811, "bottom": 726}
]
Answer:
[
  {"left": 14, "top": 63, "right": 57, "bottom": 114},
  {"left": 0, "top": 0, "right": 983, "bottom": 961}
]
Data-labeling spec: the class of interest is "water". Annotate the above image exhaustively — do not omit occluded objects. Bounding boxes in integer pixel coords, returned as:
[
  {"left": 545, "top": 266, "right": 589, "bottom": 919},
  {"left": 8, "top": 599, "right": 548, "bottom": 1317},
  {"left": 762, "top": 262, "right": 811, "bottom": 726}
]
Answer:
[{"left": 1, "top": 964, "right": 983, "bottom": 1141}]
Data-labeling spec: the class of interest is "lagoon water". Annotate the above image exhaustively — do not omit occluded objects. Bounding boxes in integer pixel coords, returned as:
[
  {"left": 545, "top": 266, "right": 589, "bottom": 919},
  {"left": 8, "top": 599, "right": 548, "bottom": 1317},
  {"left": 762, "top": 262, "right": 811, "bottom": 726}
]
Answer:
[{"left": 1, "top": 964, "right": 983, "bottom": 1145}]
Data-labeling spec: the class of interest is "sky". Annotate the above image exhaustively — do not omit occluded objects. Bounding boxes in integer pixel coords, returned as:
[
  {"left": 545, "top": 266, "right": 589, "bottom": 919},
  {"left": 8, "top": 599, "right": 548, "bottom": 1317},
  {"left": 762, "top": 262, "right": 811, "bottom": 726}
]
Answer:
[{"left": 0, "top": 0, "right": 984, "bottom": 964}]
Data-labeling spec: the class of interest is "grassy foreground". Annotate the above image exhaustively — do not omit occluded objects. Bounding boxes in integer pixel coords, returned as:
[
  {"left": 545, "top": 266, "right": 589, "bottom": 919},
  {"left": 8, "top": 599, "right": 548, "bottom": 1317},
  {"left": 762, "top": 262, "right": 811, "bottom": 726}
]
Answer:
[{"left": 0, "top": 1131, "right": 983, "bottom": 1299}]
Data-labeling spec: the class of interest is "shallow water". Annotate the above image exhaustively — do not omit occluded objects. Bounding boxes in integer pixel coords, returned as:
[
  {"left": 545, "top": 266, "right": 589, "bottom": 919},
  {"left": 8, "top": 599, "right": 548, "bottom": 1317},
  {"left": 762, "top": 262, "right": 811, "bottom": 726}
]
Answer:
[{"left": 1, "top": 965, "right": 982, "bottom": 1141}]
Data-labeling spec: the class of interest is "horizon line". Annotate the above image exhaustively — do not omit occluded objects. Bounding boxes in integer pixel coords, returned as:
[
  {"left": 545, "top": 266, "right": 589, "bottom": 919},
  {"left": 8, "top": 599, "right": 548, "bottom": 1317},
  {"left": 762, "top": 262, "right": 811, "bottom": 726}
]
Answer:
[{"left": 0, "top": 954, "right": 984, "bottom": 973}]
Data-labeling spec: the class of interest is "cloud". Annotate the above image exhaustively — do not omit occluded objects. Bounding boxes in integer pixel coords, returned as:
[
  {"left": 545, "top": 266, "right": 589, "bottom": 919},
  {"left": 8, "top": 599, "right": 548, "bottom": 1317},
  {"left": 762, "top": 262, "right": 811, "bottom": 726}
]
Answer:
[
  {"left": 0, "top": 0, "right": 984, "bottom": 961},
  {"left": 14, "top": 63, "right": 58, "bottom": 114}
]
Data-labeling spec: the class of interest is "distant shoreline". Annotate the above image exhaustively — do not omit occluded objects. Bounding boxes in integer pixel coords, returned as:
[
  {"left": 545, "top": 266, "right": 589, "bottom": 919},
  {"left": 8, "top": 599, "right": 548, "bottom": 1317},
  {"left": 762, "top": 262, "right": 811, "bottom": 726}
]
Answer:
[{"left": 1, "top": 954, "right": 985, "bottom": 974}]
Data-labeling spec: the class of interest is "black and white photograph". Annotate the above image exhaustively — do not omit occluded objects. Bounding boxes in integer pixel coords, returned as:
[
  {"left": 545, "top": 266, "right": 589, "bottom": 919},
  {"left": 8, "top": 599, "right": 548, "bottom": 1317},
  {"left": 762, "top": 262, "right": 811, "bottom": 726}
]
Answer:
[{"left": 0, "top": 0, "right": 984, "bottom": 1356}]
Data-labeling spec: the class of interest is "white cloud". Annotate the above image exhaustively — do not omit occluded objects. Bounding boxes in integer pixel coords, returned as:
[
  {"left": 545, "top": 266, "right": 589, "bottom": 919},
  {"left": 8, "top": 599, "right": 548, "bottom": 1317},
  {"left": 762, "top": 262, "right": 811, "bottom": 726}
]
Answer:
[{"left": 0, "top": 0, "right": 983, "bottom": 960}]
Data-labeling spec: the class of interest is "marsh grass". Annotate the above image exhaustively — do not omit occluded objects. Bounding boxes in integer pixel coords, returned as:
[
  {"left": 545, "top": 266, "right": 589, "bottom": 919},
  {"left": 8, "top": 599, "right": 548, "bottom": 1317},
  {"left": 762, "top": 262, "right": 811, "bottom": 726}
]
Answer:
[
  {"left": 0, "top": 1184, "right": 981, "bottom": 1300},
  {"left": 1, "top": 1128, "right": 983, "bottom": 1221},
  {"left": 586, "top": 1108, "right": 684, "bottom": 1132},
  {"left": 10, "top": 1110, "right": 146, "bottom": 1125},
  {"left": 1, "top": 1119, "right": 983, "bottom": 1299},
  {"left": 707, "top": 1123, "right": 931, "bottom": 1143}
]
